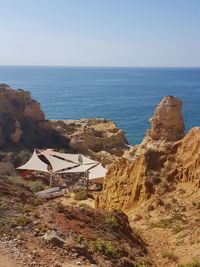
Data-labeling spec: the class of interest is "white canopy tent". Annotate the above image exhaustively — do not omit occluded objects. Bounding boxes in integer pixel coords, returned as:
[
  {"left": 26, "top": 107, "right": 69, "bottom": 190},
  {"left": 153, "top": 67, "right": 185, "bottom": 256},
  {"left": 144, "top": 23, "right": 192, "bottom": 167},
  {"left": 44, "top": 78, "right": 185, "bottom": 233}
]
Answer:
[
  {"left": 88, "top": 163, "right": 107, "bottom": 181},
  {"left": 44, "top": 154, "right": 78, "bottom": 173},
  {"left": 17, "top": 149, "right": 107, "bottom": 186},
  {"left": 58, "top": 164, "right": 97, "bottom": 174},
  {"left": 79, "top": 155, "right": 98, "bottom": 165},
  {"left": 50, "top": 151, "right": 80, "bottom": 164},
  {"left": 17, "top": 150, "right": 49, "bottom": 173},
  {"left": 58, "top": 162, "right": 107, "bottom": 183}
]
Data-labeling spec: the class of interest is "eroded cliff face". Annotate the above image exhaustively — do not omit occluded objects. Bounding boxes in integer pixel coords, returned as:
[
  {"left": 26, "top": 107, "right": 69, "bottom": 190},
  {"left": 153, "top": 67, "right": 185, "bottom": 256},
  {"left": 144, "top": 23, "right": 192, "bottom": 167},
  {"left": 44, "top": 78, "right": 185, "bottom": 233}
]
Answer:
[
  {"left": 0, "top": 84, "right": 128, "bottom": 166},
  {"left": 147, "top": 96, "right": 185, "bottom": 141},
  {"left": 50, "top": 118, "right": 128, "bottom": 165},
  {"left": 0, "top": 84, "right": 67, "bottom": 150},
  {"left": 0, "top": 84, "right": 43, "bottom": 146},
  {"left": 99, "top": 96, "right": 200, "bottom": 212}
]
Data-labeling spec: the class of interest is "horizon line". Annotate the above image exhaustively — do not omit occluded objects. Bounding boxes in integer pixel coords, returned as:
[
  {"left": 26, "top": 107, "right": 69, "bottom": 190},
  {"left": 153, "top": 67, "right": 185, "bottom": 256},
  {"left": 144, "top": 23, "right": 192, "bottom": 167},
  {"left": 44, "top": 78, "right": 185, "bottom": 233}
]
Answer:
[{"left": 0, "top": 64, "right": 200, "bottom": 69}]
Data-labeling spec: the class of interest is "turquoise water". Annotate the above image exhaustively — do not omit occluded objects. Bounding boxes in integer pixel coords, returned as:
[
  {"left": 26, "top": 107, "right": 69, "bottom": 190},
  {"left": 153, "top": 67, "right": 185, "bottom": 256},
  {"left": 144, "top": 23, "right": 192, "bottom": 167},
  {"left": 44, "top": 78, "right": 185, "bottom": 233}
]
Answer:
[{"left": 0, "top": 66, "right": 199, "bottom": 144}]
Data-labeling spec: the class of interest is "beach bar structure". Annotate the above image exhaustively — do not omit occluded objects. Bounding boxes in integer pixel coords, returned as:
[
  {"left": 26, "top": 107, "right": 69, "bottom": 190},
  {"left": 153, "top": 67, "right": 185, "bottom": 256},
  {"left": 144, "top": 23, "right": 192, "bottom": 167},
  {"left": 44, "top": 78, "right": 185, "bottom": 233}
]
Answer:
[{"left": 17, "top": 149, "right": 107, "bottom": 186}]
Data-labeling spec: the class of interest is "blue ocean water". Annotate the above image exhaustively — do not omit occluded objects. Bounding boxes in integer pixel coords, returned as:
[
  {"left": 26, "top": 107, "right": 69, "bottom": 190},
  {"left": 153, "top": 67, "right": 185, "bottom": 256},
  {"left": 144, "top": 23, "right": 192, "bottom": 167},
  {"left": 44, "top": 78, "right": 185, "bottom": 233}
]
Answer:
[{"left": 0, "top": 66, "right": 199, "bottom": 144}]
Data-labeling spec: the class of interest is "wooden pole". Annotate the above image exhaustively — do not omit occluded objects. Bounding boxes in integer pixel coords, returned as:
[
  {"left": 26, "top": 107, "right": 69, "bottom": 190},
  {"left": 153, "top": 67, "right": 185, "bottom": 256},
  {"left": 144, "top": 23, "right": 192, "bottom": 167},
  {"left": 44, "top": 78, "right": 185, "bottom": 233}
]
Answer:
[
  {"left": 50, "top": 172, "right": 53, "bottom": 187},
  {"left": 86, "top": 170, "right": 89, "bottom": 197}
]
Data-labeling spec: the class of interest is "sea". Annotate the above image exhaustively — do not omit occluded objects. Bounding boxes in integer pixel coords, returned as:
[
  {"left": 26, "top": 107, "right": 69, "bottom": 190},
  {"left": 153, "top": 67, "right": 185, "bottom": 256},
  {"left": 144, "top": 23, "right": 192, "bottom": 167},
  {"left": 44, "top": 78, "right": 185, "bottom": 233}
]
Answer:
[{"left": 0, "top": 66, "right": 199, "bottom": 145}]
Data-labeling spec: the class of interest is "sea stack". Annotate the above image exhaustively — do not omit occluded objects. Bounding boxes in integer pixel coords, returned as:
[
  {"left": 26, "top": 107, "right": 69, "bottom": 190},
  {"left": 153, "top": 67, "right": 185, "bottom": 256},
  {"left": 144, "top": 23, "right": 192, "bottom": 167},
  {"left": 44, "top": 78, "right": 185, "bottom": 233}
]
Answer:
[
  {"left": 99, "top": 96, "right": 200, "bottom": 212},
  {"left": 146, "top": 96, "right": 185, "bottom": 141}
]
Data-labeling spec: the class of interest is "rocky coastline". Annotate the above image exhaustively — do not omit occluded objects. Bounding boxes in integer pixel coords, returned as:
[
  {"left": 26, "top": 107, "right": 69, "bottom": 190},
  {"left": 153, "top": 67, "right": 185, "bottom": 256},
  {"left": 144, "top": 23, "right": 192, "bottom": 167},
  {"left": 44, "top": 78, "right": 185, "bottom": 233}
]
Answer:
[
  {"left": 0, "top": 84, "right": 199, "bottom": 266},
  {"left": 0, "top": 84, "right": 129, "bottom": 174}
]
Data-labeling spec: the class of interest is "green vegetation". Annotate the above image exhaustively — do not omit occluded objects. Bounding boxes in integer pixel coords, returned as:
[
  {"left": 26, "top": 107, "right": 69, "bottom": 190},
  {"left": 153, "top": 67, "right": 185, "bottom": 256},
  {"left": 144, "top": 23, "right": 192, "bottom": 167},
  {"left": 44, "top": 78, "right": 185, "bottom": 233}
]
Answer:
[
  {"left": 150, "top": 217, "right": 184, "bottom": 234},
  {"left": 75, "top": 235, "right": 84, "bottom": 244},
  {"left": 56, "top": 201, "right": 65, "bottom": 213},
  {"left": 18, "top": 204, "right": 36, "bottom": 214},
  {"left": 0, "top": 217, "right": 16, "bottom": 229},
  {"left": 37, "top": 223, "right": 47, "bottom": 233},
  {"left": 88, "top": 239, "right": 118, "bottom": 258},
  {"left": 16, "top": 215, "right": 31, "bottom": 227},
  {"left": 178, "top": 260, "right": 200, "bottom": 267},
  {"left": 74, "top": 188, "right": 93, "bottom": 200},
  {"left": 32, "top": 197, "right": 43, "bottom": 206},
  {"left": 104, "top": 214, "right": 118, "bottom": 228},
  {"left": 78, "top": 202, "right": 91, "bottom": 209},
  {"left": 162, "top": 251, "right": 178, "bottom": 261},
  {"left": 27, "top": 180, "right": 45, "bottom": 192},
  {"left": 7, "top": 175, "right": 45, "bottom": 192},
  {"left": 150, "top": 218, "right": 173, "bottom": 229}
]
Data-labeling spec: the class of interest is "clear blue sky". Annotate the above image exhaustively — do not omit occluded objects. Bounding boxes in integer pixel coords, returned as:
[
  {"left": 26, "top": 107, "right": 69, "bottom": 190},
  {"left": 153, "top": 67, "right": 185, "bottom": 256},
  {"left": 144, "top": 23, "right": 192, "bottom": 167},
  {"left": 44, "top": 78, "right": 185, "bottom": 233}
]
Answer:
[{"left": 0, "top": 0, "right": 200, "bottom": 67}]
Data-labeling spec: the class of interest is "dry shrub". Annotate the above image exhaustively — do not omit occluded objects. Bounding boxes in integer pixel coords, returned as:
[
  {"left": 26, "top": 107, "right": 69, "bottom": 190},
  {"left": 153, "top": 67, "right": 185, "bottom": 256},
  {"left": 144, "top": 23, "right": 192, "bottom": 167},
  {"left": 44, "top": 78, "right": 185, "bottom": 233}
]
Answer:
[{"left": 0, "top": 161, "right": 15, "bottom": 176}]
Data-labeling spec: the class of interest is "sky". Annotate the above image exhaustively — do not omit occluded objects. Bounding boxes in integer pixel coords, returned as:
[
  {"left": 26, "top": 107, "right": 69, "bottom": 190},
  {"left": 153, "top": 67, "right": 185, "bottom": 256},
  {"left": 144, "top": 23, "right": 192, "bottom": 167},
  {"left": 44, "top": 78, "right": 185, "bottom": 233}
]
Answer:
[{"left": 0, "top": 0, "right": 200, "bottom": 67}]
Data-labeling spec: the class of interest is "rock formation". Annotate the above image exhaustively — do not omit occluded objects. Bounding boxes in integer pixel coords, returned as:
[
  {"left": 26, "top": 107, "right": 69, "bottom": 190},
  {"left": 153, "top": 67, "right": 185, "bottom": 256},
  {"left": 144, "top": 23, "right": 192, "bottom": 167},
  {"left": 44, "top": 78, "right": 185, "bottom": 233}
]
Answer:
[
  {"left": 0, "top": 83, "right": 44, "bottom": 147},
  {"left": 0, "top": 84, "right": 128, "bottom": 167},
  {"left": 50, "top": 118, "right": 128, "bottom": 164},
  {"left": 146, "top": 96, "right": 185, "bottom": 141},
  {"left": 99, "top": 96, "right": 200, "bottom": 212}
]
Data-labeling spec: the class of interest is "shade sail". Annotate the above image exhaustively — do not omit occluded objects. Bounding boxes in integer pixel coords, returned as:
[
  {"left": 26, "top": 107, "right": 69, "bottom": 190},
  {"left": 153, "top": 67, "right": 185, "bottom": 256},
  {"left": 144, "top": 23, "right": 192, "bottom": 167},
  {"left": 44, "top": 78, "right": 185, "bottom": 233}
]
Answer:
[
  {"left": 80, "top": 155, "right": 98, "bottom": 165},
  {"left": 17, "top": 150, "right": 49, "bottom": 173},
  {"left": 45, "top": 155, "right": 78, "bottom": 173},
  {"left": 51, "top": 151, "right": 80, "bottom": 164},
  {"left": 17, "top": 149, "right": 104, "bottom": 178},
  {"left": 58, "top": 163, "right": 97, "bottom": 174},
  {"left": 88, "top": 164, "right": 107, "bottom": 181},
  {"left": 58, "top": 163, "right": 107, "bottom": 182}
]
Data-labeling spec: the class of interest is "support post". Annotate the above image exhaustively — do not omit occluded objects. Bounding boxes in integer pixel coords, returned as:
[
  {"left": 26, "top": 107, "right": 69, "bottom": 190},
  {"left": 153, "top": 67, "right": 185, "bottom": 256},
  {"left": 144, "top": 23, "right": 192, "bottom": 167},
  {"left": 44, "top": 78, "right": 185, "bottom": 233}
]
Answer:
[
  {"left": 86, "top": 170, "right": 89, "bottom": 197},
  {"left": 50, "top": 172, "right": 53, "bottom": 187}
]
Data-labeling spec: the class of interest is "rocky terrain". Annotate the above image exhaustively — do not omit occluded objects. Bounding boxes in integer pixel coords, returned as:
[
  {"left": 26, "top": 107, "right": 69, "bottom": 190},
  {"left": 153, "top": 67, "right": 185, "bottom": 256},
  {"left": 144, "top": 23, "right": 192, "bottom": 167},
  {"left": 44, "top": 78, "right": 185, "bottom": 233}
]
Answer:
[
  {"left": 1, "top": 85, "right": 200, "bottom": 266},
  {"left": 99, "top": 96, "right": 200, "bottom": 266},
  {"left": 50, "top": 119, "right": 128, "bottom": 165},
  {"left": 0, "top": 83, "right": 67, "bottom": 150},
  {"left": 0, "top": 84, "right": 128, "bottom": 173},
  {"left": 0, "top": 177, "right": 151, "bottom": 267}
]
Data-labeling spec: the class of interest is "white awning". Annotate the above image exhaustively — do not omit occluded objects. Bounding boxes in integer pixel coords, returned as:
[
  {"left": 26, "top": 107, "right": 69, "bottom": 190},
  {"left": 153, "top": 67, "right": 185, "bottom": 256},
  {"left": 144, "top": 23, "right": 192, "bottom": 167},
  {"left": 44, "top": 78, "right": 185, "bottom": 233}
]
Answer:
[
  {"left": 88, "top": 164, "right": 107, "bottom": 180},
  {"left": 80, "top": 155, "right": 98, "bottom": 165},
  {"left": 58, "top": 163, "right": 97, "bottom": 174},
  {"left": 45, "top": 155, "right": 78, "bottom": 173},
  {"left": 17, "top": 150, "right": 49, "bottom": 173},
  {"left": 17, "top": 149, "right": 103, "bottom": 177},
  {"left": 51, "top": 151, "right": 80, "bottom": 164}
]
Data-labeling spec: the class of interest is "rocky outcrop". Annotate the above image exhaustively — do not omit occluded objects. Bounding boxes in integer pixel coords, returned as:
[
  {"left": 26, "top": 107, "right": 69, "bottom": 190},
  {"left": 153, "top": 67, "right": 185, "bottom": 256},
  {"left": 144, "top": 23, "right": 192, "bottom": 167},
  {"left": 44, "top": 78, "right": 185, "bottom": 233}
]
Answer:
[
  {"left": 50, "top": 118, "right": 128, "bottom": 164},
  {"left": 0, "top": 84, "right": 43, "bottom": 146},
  {"left": 99, "top": 96, "right": 200, "bottom": 212},
  {"left": 0, "top": 84, "right": 68, "bottom": 150},
  {"left": 146, "top": 96, "right": 185, "bottom": 142},
  {"left": 0, "top": 84, "right": 128, "bottom": 166},
  {"left": 169, "top": 127, "right": 200, "bottom": 187}
]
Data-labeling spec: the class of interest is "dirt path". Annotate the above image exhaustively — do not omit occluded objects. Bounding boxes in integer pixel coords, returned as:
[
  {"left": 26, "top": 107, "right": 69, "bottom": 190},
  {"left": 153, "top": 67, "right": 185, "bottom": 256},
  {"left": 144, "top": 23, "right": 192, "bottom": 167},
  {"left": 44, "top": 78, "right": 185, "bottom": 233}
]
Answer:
[
  {"left": 0, "top": 251, "right": 22, "bottom": 267},
  {"left": 0, "top": 251, "right": 93, "bottom": 267}
]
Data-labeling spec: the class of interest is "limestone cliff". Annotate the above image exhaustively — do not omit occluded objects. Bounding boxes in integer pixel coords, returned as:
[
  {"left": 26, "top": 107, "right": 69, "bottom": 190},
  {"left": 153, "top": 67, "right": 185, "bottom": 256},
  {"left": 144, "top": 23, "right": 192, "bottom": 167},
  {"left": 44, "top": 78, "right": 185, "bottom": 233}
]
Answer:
[
  {"left": 0, "top": 83, "right": 43, "bottom": 145},
  {"left": 0, "top": 84, "right": 128, "bottom": 166},
  {"left": 99, "top": 96, "right": 200, "bottom": 212},
  {"left": 50, "top": 118, "right": 128, "bottom": 164},
  {"left": 146, "top": 96, "right": 184, "bottom": 141},
  {"left": 0, "top": 84, "right": 67, "bottom": 149}
]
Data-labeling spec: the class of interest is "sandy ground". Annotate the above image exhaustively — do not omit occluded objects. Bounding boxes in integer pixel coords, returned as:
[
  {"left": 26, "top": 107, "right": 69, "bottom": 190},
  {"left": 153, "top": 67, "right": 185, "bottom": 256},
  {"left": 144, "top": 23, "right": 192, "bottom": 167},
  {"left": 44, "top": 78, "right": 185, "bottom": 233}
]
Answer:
[
  {"left": 57, "top": 193, "right": 95, "bottom": 208},
  {"left": 0, "top": 251, "right": 92, "bottom": 267},
  {"left": 0, "top": 250, "right": 22, "bottom": 267}
]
